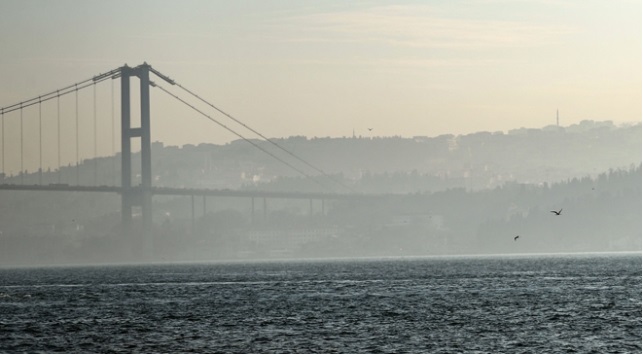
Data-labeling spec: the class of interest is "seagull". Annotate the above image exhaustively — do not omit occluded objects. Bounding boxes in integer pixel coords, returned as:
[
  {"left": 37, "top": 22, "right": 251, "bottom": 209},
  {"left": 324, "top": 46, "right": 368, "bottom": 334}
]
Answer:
[
  {"left": 550, "top": 208, "right": 563, "bottom": 216},
  {"left": 514, "top": 235, "right": 520, "bottom": 241}
]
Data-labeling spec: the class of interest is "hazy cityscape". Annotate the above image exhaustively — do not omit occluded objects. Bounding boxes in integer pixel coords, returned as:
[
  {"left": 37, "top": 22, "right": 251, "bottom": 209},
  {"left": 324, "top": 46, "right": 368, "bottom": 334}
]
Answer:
[{"left": 1, "top": 120, "right": 639, "bottom": 266}]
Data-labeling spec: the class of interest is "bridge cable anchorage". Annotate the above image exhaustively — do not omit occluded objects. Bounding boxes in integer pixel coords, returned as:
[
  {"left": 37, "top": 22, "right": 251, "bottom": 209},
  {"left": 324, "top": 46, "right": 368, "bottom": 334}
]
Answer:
[
  {"left": 151, "top": 81, "right": 330, "bottom": 191},
  {"left": 149, "top": 68, "right": 356, "bottom": 194}
]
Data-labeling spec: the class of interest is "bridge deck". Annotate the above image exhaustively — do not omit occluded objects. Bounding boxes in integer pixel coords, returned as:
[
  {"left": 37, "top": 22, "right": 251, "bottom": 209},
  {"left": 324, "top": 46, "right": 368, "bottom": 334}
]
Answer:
[{"left": 0, "top": 184, "right": 386, "bottom": 201}]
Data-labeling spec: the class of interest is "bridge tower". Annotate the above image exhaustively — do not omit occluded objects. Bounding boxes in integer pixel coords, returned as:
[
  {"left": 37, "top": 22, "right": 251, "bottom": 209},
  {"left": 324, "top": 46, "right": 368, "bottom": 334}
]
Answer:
[{"left": 120, "top": 63, "right": 153, "bottom": 254}]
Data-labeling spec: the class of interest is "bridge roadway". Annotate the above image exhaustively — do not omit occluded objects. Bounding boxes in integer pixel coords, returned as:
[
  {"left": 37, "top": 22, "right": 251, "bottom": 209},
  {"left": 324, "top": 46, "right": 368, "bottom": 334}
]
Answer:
[{"left": 0, "top": 183, "right": 385, "bottom": 201}]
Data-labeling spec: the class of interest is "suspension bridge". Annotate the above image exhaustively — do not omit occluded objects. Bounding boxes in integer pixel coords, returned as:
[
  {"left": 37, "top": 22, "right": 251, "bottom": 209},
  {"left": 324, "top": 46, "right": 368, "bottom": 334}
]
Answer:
[{"left": 0, "top": 62, "right": 380, "bottom": 256}]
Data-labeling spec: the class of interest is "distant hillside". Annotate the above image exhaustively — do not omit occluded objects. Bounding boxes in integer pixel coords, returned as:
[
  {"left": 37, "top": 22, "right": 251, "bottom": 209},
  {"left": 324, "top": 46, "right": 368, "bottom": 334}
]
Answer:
[
  {"left": 162, "top": 120, "right": 642, "bottom": 193},
  {"left": 5, "top": 120, "right": 638, "bottom": 194},
  {"left": 0, "top": 120, "right": 640, "bottom": 266}
]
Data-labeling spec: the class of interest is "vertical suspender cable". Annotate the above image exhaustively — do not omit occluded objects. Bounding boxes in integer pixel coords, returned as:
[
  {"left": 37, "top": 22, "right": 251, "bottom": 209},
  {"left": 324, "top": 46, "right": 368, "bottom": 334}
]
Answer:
[
  {"left": 93, "top": 83, "right": 97, "bottom": 186},
  {"left": 111, "top": 79, "right": 116, "bottom": 186},
  {"left": 57, "top": 93, "right": 61, "bottom": 183},
  {"left": 75, "top": 85, "right": 79, "bottom": 185},
  {"left": 39, "top": 98, "right": 42, "bottom": 185},
  {"left": 20, "top": 105, "right": 23, "bottom": 184}
]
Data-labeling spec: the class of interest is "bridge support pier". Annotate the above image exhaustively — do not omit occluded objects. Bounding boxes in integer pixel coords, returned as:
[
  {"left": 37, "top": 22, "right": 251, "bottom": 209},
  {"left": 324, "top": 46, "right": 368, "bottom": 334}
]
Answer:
[{"left": 120, "top": 63, "right": 153, "bottom": 259}]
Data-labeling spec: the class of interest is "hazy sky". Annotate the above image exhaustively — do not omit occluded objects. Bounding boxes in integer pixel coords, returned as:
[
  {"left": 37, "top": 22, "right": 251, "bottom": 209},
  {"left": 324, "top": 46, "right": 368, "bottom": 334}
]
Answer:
[{"left": 0, "top": 0, "right": 640, "bottom": 173}]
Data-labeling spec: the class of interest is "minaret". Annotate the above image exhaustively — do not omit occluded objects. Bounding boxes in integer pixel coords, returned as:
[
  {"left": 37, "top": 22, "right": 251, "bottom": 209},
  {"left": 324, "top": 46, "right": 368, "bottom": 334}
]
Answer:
[{"left": 556, "top": 109, "right": 559, "bottom": 127}]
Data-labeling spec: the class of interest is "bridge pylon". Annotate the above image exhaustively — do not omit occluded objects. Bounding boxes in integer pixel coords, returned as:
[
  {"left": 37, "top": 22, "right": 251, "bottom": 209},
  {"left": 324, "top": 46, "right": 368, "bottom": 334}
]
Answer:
[{"left": 120, "top": 63, "right": 153, "bottom": 257}]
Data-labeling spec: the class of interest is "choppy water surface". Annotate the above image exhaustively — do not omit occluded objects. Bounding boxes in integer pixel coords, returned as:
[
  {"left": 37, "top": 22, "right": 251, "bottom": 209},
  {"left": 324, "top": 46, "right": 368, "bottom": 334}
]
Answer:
[{"left": 1, "top": 254, "right": 641, "bottom": 353}]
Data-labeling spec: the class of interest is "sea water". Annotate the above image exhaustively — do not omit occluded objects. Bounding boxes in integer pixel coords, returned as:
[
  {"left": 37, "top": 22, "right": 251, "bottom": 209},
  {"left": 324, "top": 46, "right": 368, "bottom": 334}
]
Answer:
[{"left": 0, "top": 253, "right": 640, "bottom": 353}]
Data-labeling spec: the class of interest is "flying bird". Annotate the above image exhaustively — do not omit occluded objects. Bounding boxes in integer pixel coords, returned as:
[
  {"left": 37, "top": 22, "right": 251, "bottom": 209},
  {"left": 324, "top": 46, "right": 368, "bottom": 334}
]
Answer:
[
  {"left": 514, "top": 235, "right": 520, "bottom": 241},
  {"left": 367, "top": 128, "right": 373, "bottom": 131},
  {"left": 550, "top": 208, "right": 563, "bottom": 216}
]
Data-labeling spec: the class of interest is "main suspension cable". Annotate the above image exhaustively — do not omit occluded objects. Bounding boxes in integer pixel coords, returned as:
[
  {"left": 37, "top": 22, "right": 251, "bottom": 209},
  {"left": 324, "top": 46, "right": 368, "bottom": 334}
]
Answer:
[
  {"left": 0, "top": 72, "right": 115, "bottom": 115},
  {"left": 152, "top": 82, "right": 330, "bottom": 191},
  {"left": 150, "top": 68, "right": 355, "bottom": 193},
  {"left": 172, "top": 82, "right": 355, "bottom": 193},
  {"left": 0, "top": 64, "right": 357, "bottom": 192}
]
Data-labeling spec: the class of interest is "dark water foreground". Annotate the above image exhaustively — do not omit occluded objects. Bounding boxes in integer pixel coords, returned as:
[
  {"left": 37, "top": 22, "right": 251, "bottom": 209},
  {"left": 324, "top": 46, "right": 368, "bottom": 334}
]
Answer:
[{"left": 0, "top": 253, "right": 641, "bottom": 353}]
